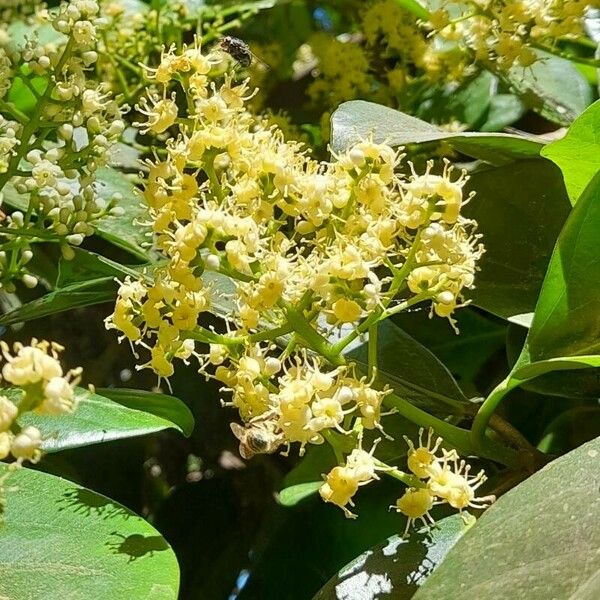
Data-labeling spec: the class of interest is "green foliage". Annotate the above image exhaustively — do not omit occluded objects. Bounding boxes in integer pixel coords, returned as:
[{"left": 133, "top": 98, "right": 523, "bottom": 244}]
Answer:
[
  {"left": 541, "top": 99, "right": 600, "bottom": 202},
  {"left": 1, "top": 1, "right": 599, "bottom": 598},
  {"left": 5, "top": 386, "right": 192, "bottom": 451},
  {"left": 331, "top": 100, "right": 543, "bottom": 165},
  {"left": 314, "top": 514, "right": 473, "bottom": 599},
  {"left": 413, "top": 436, "right": 600, "bottom": 599},
  {"left": 0, "top": 464, "right": 180, "bottom": 599}
]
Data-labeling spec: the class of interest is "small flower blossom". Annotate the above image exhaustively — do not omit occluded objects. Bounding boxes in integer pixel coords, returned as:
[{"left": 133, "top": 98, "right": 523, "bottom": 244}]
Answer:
[{"left": 10, "top": 426, "right": 43, "bottom": 464}]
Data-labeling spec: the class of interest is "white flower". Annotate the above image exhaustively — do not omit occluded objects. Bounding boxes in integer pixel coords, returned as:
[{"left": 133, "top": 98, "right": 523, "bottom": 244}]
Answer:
[
  {"left": 40, "top": 376, "right": 79, "bottom": 415},
  {"left": 0, "top": 396, "right": 17, "bottom": 432},
  {"left": 11, "top": 426, "right": 43, "bottom": 463}
]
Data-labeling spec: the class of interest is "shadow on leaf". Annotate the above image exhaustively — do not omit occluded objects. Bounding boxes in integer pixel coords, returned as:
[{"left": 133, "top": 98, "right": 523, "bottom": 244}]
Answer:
[
  {"left": 106, "top": 532, "right": 170, "bottom": 562},
  {"left": 58, "top": 488, "right": 132, "bottom": 520}
]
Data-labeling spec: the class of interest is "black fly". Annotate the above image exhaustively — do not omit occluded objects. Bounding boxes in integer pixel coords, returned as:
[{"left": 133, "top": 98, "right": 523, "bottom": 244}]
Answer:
[
  {"left": 220, "top": 36, "right": 269, "bottom": 70},
  {"left": 220, "top": 36, "right": 253, "bottom": 68}
]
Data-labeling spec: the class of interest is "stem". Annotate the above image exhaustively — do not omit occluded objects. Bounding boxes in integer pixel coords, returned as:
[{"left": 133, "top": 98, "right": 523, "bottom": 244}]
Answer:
[
  {"left": 471, "top": 375, "right": 521, "bottom": 454},
  {"left": 283, "top": 303, "right": 343, "bottom": 366},
  {"left": 385, "top": 392, "right": 519, "bottom": 467},
  {"left": 0, "top": 38, "right": 73, "bottom": 194},
  {"left": 367, "top": 322, "right": 378, "bottom": 379},
  {"left": 374, "top": 459, "right": 425, "bottom": 488},
  {"left": 0, "top": 99, "right": 28, "bottom": 125},
  {"left": 532, "top": 42, "right": 600, "bottom": 67}
]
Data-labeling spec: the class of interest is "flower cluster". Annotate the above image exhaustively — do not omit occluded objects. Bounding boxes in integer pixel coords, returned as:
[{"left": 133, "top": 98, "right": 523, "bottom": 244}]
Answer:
[
  {"left": 0, "top": 0, "right": 125, "bottom": 291},
  {"left": 319, "top": 429, "right": 494, "bottom": 534},
  {"left": 96, "top": 0, "right": 275, "bottom": 106},
  {"left": 0, "top": 339, "right": 82, "bottom": 464},
  {"left": 296, "top": 0, "right": 600, "bottom": 123},
  {"left": 425, "top": 0, "right": 600, "bottom": 72},
  {"left": 106, "top": 43, "right": 482, "bottom": 466},
  {"left": 394, "top": 428, "right": 494, "bottom": 535}
]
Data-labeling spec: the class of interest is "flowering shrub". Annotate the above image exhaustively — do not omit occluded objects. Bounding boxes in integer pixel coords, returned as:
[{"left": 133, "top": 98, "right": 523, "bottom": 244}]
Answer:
[{"left": 0, "top": 1, "right": 599, "bottom": 598}]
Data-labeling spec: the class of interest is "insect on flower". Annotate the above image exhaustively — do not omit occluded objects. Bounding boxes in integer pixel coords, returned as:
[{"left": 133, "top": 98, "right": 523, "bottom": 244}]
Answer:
[
  {"left": 220, "top": 36, "right": 269, "bottom": 69},
  {"left": 230, "top": 410, "right": 283, "bottom": 459}
]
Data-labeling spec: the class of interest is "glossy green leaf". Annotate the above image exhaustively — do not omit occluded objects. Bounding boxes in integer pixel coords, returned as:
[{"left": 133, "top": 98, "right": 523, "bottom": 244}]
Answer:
[
  {"left": 464, "top": 159, "right": 571, "bottom": 320},
  {"left": 0, "top": 250, "right": 146, "bottom": 326},
  {"left": 0, "top": 282, "right": 116, "bottom": 326},
  {"left": 502, "top": 49, "right": 592, "bottom": 126},
  {"left": 347, "top": 320, "right": 468, "bottom": 415},
  {"left": 314, "top": 514, "right": 473, "bottom": 600},
  {"left": 96, "top": 387, "right": 195, "bottom": 437},
  {"left": 541, "top": 99, "right": 600, "bottom": 203},
  {"left": 514, "top": 171, "right": 600, "bottom": 374},
  {"left": 330, "top": 101, "right": 543, "bottom": 165},
  {"left": 9, "top": 386, "right": 191, "bottom": 452},
  {"left": 417, "top": 72, "right": 495, "bottom": 129},
  {"left": 278, "top": 482, "right": 322, "bottom": 507},
  {"left": 0, "top": 465, "right": 179, "bottom": 599},
  {"left": 92, "top": 167, "right": 150, "bottom": 260},
  {"left": 414, "top": 436, "right": 600, "bottom": 599}
]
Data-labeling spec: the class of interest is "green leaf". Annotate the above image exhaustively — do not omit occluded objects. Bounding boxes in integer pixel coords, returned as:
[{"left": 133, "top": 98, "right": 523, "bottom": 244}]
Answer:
[
  {"left": 278, "top": 482, "right": 322, "bottom": 507},
  {"left": 0, "top": 249, "right": 146, "bottom": 326},
  {"left": 392, "top": 308, "right": 506, "bottom": 396},
  {"left": 417, "top": 72, "right": 496, "bottom": 129},
  {"left": 2, "top": 168, "right": 150, "bottom": 260},
  {"left": 314, "top": 514, "right": 473, "bottom": 600},
  {"left": 541, "top": 99, "right": 600, "bottom": 203},
  {"left": 479, "top": 94, "right": 525, "bottom": 132},
  {"left": 9, "top": 386, "right": 191, "bottom": 452},
  {"left": 0, "top": 282, "right": 116, "bottom": 326},
  {"left": 0, "top": 465, "right": 179, "bottom": 599},
  {"left": 93, "top": 167, "right": 150, "bottom": 260},
  {"left": 513, "top": 171, "right": 600, "bottom": 375},
  {"left": 330, "top": 100, "right": 543, "bottom": 165},
  {"left": 7, "top": 74, "right": 47, "bottom": 114},
  {"left": 502, "top": 49, "right": 592, "bottom": 126},
  {"left": 414, "top": 436, "right": 600, "bottom": 599},
  {"left": 392, "top": 0, "right": 431, "bottom": 20},
  {"left": 347, "top": 320, "right": 468, "bottom": 414},
  {"left": 56, "top": 248, "right": 144, "bottom": 288},
  {"left": 464, "top": 159, "right": 571, "bottom": 320},
  {"left": 96, "top": 387, "right": 195, "bottom": 437}
]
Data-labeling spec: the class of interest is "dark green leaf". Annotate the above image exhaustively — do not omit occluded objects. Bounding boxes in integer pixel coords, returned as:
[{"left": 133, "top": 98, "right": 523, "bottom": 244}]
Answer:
[
  {"left": 414, "top": 436, "right": 600, "bottom": 599},
  {"left": 0, "top": 249, "right": 147, "bottom": 326},
  {"left": 514, "top": 171, "right": 600, "bottom": 373},
  {"left": 56, "top": 248, "right": 145, "bottom": 288},
  {"left": 347, "top": 320, "right": 468, "bottom": 414},
  {"left": 330, "top": 101, "right": 543, "bottom": 165},
  {"left": 314, "top": 514, "right": 473, "bottom": 600},
  {"left": 480, "top": 94, "right": 525, "bottom": 132},
  {"left": 392, "top": 308, "right": 506, "bottom": 396},
  {"left": 502, "top": 49, "right": 592, "bottom": 126},
  {"left": 0, "top": 464, "right": 179, "bottom": 599},
  {"left": 464, "top": 159, "right": 571, "bottom": 320},
  {"left": 11, "top": 386, "right": 189, "bottom": 452},
  {"left": 417, "top": 72, "right": 495, "bottom": 129},
  {"left": 96, "top": 387, "right": 194, "bottom": 437},
  {"left": 541, "top": 99, "right": 600, "bottom": 203},
  {"left": 0, "top": 282, "right": 116, "bottom": 326}
]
